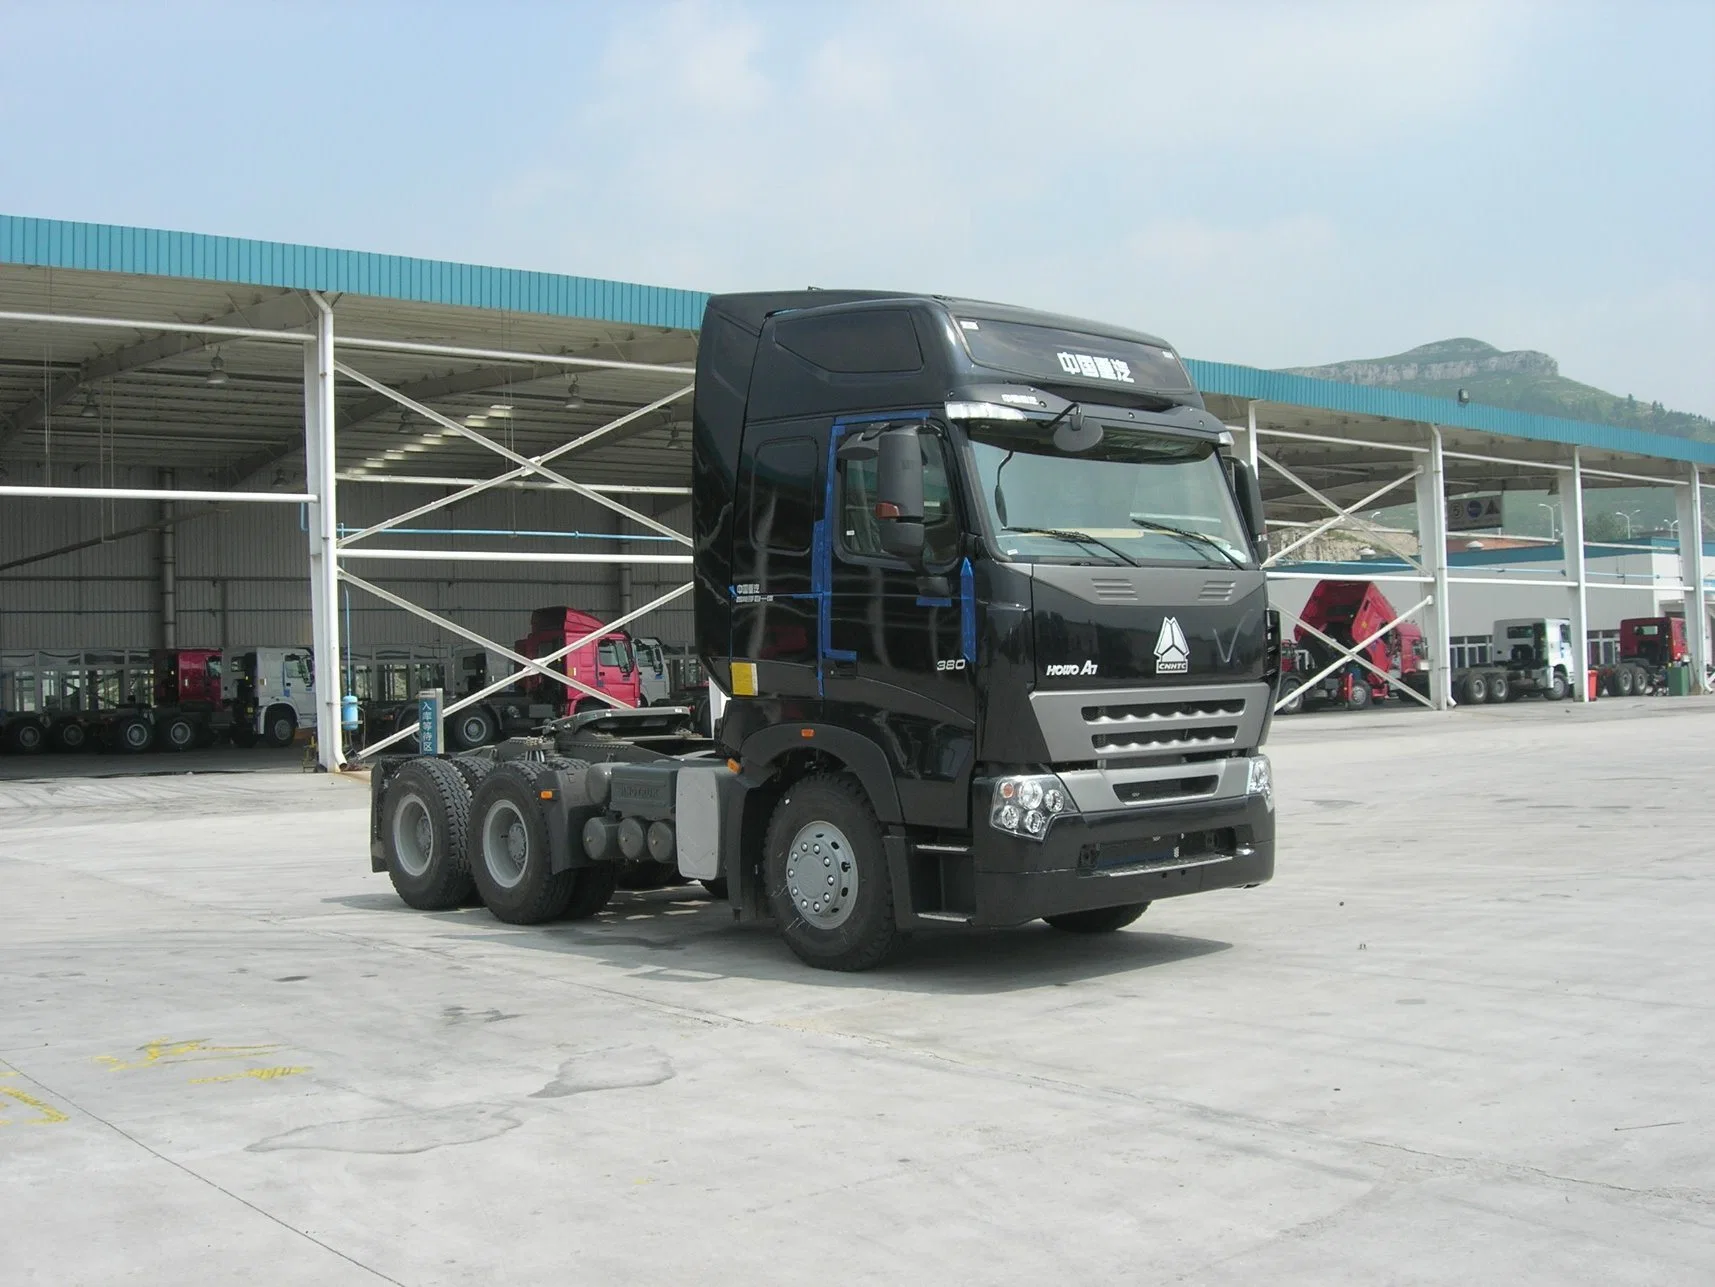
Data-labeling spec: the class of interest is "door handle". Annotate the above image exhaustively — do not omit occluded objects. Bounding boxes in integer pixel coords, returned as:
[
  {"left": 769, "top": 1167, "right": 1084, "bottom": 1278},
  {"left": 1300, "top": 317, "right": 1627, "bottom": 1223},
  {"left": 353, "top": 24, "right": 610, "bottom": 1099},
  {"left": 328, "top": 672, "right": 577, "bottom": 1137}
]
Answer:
[{"left": 830, "top": 658, "right": 857, "bottom": 679}]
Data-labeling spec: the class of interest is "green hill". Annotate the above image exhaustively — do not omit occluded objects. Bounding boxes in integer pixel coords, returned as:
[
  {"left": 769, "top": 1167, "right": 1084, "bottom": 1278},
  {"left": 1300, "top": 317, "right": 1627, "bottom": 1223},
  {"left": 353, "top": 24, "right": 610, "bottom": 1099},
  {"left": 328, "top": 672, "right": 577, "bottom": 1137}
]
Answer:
[{"left": 1285, "top": 339, "right": 1714, "bottom": 443}]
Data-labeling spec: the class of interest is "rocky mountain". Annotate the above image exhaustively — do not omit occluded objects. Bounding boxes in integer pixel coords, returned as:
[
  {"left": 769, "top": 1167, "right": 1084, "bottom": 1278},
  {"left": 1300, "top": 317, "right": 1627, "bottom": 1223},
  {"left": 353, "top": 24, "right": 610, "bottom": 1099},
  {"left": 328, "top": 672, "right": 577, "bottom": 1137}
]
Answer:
[{"left": 1284, "top": 339, "right": 1713, "bottom": 443}]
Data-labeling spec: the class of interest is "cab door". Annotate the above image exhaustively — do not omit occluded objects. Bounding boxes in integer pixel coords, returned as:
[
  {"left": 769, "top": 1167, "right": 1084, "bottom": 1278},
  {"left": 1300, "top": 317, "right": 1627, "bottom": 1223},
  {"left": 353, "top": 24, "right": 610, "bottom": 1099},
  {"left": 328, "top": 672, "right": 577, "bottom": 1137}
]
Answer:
[{"left": 826, "top": 423, "right": 976, "bottom": 830}]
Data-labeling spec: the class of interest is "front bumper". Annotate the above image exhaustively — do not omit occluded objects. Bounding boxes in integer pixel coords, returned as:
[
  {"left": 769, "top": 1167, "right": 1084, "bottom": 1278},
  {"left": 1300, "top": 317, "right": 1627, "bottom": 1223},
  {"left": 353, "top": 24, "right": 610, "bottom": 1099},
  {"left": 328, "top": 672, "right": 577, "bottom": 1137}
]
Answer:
[{"left": 969, "top": 788, "right": 1274, "bottom": 926}]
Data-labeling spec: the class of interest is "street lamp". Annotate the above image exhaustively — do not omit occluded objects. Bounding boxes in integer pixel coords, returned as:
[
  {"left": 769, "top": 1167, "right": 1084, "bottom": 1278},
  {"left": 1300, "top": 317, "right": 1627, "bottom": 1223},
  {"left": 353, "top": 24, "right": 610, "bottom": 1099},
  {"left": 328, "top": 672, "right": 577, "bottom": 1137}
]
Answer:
[
  {"left": 1613, "top": 509, "right": 1641, "bottom": 538},
  {"left": 1536, "top": 502, "right": 1560, "bottom": 538}
]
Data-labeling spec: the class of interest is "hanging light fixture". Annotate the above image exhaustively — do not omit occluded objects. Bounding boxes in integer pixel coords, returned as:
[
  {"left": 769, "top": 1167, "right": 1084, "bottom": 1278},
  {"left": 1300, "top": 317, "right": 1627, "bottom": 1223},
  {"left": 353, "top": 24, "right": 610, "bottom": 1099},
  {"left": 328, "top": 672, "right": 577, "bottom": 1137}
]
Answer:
[
  {"left": 79, "top": 391, "right": 99, "bottom": 418},
  {"left": 207, "top": 352, "right": 228, "bottom": 386},
  {"left": 564, "top": 378, "right": 583, "bottom": 410}
]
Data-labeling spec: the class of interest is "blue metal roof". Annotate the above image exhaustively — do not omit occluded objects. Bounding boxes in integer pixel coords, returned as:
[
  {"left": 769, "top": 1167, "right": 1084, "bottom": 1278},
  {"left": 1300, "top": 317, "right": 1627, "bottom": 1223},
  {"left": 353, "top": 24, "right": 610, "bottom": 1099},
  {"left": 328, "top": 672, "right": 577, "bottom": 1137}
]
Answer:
[
  {"left": 0, "top": 213, "right": 710, "bottom": 331},
  {"left": 1185, "top": 360, "right": 1715, "bottom": 468},
  {"left": 2, "top": 212, "right": 1711, "bottom": 468}
]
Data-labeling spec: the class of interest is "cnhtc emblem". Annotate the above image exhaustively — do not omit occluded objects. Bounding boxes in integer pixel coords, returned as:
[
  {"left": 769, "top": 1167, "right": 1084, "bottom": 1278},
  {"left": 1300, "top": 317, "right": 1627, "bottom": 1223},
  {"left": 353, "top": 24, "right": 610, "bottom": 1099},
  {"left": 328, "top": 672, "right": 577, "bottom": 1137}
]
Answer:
[{"left": 1154, "top": 616, "right": 1190, "bottom": 675}]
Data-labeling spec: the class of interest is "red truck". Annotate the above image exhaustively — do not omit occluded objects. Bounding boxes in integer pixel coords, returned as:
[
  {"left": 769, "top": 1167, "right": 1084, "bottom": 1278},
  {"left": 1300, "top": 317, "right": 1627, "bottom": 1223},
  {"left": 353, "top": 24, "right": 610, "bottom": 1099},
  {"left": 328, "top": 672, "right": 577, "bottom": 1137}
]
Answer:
[
  {"left": 433, "top": 607, "right": 643, "bottom": 751},
  {"left": 1278, "top": 580, "right": 1428, "bottom": 713}
]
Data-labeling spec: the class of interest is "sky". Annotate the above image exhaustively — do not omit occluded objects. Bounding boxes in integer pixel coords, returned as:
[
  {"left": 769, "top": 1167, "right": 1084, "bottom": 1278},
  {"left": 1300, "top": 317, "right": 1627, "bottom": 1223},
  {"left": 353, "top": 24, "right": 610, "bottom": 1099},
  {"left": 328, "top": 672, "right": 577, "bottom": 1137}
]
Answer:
[{"left": 1, "top": 0, "right": 1711, "bottom": 415}]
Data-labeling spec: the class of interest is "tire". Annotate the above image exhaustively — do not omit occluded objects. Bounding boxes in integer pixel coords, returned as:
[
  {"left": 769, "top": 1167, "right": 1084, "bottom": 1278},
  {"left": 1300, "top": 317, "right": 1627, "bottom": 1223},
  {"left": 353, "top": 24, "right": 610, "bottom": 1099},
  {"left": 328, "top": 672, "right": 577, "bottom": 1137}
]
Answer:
[
  {"left": 1485, "top": 671, "right": 1510, "bottom": 703},
  {"left": 700, "top": 877, "right": 729, "bottom": 900},
  {"left": 381, "top": 758, "right": 476, "bottom": 910},
  {"left": 1613, "top": 666, "right": 1635, "bottom": 697},
  {"left": 1461, "top": 672, "right": 1488, "bottom": 705},
  {"left": 1044, "top": 903, "right": 1150, "bottom": 934},
  {"left": 114, "top": 715, "right": 153, "bottom": 754},
  {"left": 262, "top": 707, "right": 297, "bottom": 748},
  {"left": 1345, "top": 680, "right": 1372, "bottom": 711},
  {"left": 447, "top": 706, "right": 496, "bottom": 751},
  {"left": 448, "top": 756, "right": 494, "bottom": 794},
  {"left": 1277, "top": 687, "right": 1303, "bottom": 716},
  {"left": 564, "top": 864, "right": 620, "bottom": 920},
  {"left": 1546, "top": 672, "right": 1569, "bottom": 701},
  {"left": 50, "top": 720, "right": 87, "bottom": 752},
  {"left": 764, "top": 773, "right": 899, "bottom": 972},
  {"left": 1631, "top": 666, "right": 1653, "bottom": 696},
  {"left": 161, "top": 716, "right": 197, "bottom": 753},
  {"left": 469, "top": 761, "right": 577, "bottom": 924},
  {"left": 5, "top": 720, "right": 46, "bottom": 754}
]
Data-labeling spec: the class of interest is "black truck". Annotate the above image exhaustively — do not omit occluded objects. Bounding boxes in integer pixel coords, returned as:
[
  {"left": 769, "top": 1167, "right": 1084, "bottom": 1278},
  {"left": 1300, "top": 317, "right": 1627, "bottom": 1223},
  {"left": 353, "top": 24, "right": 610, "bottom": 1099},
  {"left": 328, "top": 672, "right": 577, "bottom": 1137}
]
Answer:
[{"left": 370, "top": 290, "right": 1279, "bottom": 970}]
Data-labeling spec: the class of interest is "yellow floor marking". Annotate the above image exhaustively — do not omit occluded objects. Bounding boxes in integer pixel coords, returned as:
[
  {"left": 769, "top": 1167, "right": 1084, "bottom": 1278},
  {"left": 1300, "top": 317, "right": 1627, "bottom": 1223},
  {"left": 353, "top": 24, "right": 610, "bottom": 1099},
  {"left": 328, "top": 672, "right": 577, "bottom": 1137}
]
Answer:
[
  {"left": 189, "top": 1066, "right": 311, "bottom": 1085},
  {"left": 95, "top": 1038, "right": 282, "bottom": 1071},
  {"left": 0, "top": 1087, "right": 70, "bottom": 1125}
]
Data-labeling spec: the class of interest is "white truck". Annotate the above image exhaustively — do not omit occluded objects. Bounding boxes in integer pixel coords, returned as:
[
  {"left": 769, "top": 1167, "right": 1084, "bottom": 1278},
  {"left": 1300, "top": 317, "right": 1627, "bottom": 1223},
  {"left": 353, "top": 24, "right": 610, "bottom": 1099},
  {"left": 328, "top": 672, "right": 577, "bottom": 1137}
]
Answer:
[
  {"left": 1454, "top": 618, "right": 1577, "bottom": 704},
  {"left": 225, "top": 646, "right": 318, "bottom": 747},
  {"left": 632, "top": 636, "right": 671, "bottom": 706}
]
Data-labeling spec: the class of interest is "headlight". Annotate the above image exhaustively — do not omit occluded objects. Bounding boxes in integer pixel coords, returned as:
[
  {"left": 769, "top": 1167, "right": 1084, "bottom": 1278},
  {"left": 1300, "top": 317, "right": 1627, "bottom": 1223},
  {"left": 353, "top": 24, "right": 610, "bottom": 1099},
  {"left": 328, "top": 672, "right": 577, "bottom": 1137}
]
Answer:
[
  {"left": 990, "top": 773, "right": 1072, "bottom": 840},
  {"left": 1247, "top": 754, "right": 1273, "bottom": 809}
]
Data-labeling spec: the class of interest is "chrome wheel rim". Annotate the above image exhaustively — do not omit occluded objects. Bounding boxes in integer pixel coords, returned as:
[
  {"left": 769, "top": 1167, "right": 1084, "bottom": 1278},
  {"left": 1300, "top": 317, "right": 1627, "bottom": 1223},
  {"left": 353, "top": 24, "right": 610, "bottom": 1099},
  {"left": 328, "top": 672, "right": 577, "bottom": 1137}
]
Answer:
[
  {"left": 482, "top": 800, "right": 529, "bottom": 889},
  {"left": 786, "top": 820, "right": 858, "bottom": 929},
  {"left": 392, "top": 793, "right": 434, "bottom": 877}
]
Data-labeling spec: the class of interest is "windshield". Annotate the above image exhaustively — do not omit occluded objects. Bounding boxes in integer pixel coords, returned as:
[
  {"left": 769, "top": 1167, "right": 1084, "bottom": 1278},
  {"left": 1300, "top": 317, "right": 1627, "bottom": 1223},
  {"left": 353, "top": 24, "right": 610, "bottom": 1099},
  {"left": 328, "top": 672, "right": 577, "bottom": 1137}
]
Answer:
[{"left": 966, "top": 424, "right": 1252, "bottom": 567}]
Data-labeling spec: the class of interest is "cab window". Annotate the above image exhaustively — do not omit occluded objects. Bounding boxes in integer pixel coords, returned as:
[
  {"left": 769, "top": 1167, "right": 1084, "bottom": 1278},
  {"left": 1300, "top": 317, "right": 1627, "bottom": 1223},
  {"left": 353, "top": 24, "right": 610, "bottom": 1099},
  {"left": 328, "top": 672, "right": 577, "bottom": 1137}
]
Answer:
[{"left": 839, "top": 432, "right": 960, "bottom": 568}]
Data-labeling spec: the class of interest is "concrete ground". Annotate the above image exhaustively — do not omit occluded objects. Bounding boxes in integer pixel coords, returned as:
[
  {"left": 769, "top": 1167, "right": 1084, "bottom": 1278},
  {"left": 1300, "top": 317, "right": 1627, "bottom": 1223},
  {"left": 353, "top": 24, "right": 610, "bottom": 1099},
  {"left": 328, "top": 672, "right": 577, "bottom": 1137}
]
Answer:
[
  {"left": 0, "top": 744, "right": 303, "bottom": 780},
  {"left": 2, "top": 697, "right": 1712, "bottom": 1285}
]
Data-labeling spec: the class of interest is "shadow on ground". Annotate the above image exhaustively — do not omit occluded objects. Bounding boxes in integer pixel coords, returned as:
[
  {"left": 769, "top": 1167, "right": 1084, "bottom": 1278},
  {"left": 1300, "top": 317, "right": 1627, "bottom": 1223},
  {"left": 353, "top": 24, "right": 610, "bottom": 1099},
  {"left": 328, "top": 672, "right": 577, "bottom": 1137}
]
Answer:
[{"left": 324, "top": 885, "right": 1230, "bottom": 995}]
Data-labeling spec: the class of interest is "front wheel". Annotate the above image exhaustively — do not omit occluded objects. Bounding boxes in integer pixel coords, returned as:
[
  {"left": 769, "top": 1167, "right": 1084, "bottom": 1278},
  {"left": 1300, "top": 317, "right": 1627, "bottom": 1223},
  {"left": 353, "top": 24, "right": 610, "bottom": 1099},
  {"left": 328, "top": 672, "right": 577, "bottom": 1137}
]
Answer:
[
  {"left": 1345, "top": 679, "right": 1372, "bottom": 711},
  {"left": 1546, "top": 672, "right": 1569, "bottom": 701},
  {"left": 764, "top": 774, "right": 900, "bottom": 972},
  {"left": 1044, "top": 903, "right": 1149, "bottom": 934},
  {"left": 448, "top": 706, "right": 496, "bottom": 751},
  {"left": 263, "top": 708, "right": 297, "bottom": 748}
]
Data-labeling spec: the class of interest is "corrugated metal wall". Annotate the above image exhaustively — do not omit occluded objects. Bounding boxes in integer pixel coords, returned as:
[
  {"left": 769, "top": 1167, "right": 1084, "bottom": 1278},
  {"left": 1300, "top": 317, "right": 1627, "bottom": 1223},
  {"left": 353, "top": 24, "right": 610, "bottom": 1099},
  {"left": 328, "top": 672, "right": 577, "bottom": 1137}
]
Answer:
[{"left": 0, "top": 464, "right": 694, "bottom": 653}]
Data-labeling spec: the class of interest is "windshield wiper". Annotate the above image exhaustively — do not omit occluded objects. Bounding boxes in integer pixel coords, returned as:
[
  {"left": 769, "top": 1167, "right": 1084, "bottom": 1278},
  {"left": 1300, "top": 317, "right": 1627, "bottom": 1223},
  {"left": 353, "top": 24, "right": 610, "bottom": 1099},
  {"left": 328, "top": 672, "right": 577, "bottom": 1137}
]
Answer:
[
  {"left": 1006, "top": 527, "right": 1139, "bottom": 567},
  {"left": 1129, "top": 517, "right": 1243, "bottom": 567}
]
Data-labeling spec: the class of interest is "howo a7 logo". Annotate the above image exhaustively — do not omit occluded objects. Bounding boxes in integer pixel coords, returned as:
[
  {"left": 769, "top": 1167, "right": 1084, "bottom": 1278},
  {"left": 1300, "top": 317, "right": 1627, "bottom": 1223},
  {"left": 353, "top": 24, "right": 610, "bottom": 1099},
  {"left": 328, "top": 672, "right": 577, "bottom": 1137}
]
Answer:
[
  {"left": 1154, "top": 617, "right": 1190, "bottom": 675},
  {"left": 1044, "top": 661, "right": 1099, "bottom": 677}
]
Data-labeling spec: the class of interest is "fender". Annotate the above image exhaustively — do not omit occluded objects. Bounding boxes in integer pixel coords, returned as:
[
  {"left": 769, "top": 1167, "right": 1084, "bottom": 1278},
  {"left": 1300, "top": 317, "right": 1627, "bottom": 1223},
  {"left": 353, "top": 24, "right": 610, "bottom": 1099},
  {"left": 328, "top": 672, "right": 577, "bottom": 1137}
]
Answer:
[{"left": 737, "top": 722, "right": 904, "bottom": 825}]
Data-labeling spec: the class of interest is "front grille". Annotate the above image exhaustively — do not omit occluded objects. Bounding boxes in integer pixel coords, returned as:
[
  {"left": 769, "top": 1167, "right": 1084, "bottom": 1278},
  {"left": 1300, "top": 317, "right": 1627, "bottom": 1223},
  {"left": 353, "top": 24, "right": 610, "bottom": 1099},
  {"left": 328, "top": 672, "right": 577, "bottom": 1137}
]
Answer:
[
  {"left": 1090, "top": 577, "right": 1138, "bottom": 603},
  {"left": 1093, "top": 725, "right": 1238, "bottom": 753},
  {"left": 1031, "top": 682, "right": 1270, "bottom": 765},
  {"left": 1112, "top": 774, "right": 1218, "bottom": 804},
  {"left": 1199, "top": 579, "right": 1237, "bottom": 602}
]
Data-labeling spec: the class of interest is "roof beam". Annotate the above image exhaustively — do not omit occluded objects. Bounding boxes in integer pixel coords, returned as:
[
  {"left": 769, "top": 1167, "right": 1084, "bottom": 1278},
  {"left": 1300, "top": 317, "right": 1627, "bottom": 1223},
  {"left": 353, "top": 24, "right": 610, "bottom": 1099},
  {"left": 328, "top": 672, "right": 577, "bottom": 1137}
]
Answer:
[{"left": 0, "top": 290, "right": 315, "bottom": 451}]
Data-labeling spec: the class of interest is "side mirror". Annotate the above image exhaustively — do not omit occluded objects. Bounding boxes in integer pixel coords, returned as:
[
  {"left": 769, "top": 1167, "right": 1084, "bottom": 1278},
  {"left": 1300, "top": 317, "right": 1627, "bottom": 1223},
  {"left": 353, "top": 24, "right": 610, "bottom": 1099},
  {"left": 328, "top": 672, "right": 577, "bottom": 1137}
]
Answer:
[
  {"left": 1229, "top": 458, "right": 1268, "bottom": 561},
  {"left": 876, "top": 426, "right": 926, "bottom": 565}
]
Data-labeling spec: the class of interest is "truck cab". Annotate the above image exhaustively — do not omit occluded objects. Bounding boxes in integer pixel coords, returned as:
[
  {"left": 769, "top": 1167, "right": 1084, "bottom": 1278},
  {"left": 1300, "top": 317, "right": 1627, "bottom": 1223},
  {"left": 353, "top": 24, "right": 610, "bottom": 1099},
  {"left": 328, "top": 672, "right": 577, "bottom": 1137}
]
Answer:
[
  {"left": 225, "top": 646, "right": 316, "bottom": 747},
  {"left": 153, "top": 648, "right": 222, "bottom": 707},
  {"left": 694, "top": 291, "right": 1276, "bottom": 940},
  {"left": 632, "top": 636, "right": 671, "bottom": 706},
  {"left": 519, "top": 607, "right": 641, "bottom": 713},
  {"left": 1493, "top": 618, "right": 1575, "bottom": 699}
]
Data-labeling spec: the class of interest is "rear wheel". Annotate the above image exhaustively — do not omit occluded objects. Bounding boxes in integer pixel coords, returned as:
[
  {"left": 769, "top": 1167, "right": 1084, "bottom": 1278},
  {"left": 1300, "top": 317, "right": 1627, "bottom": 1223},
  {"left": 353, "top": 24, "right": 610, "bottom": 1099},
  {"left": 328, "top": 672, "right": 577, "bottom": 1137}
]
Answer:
[
  {"left": 5, "top": 720, "right": 46, "bottom": 754},
  {"left": 448, "top": 706, "right": 496, "bottom": 751},
  {"left": 114, "top": 715, "right": 153, "bottom": 754},
  {"left": 1485, "top": 671, "right": 1510, "bottom": 703},
  {"left": 161, "top": 716, "right": 197, "bottom": 752},
  {"left": 1461, "top": 672, "right": 1488, "bottom": 705},
  {"left": 1044, "top": 903, "right": 1149, "bottom": 934},
  {"left": 470, "top": 762, "right": 577, "bottom": 924},
  {"left": 1612, "top": 666, "right": 1635, "bottom": 697},
  {"left": 50, "top": 720, "right": 86, "bottom": 752},
  {"left": 1631, "top": 665, "right": 1653, "bottom": 695},
  {"left": 564, "top": 864, "right": 620, "bottom": 920},
  {"left": 382, "top": 758, "right": 476, "bottom": 910},
  {"left": 764, "top": 774, "right": 899, "bottom": 972}
]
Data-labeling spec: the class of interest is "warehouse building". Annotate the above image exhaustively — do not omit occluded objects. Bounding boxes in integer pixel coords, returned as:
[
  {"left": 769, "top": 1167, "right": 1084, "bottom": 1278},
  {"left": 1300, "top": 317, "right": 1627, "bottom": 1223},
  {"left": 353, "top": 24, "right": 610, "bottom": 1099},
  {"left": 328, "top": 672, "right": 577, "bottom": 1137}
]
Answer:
[{"left": 2, "top": 214, "right": 1710, "bottom": 770}]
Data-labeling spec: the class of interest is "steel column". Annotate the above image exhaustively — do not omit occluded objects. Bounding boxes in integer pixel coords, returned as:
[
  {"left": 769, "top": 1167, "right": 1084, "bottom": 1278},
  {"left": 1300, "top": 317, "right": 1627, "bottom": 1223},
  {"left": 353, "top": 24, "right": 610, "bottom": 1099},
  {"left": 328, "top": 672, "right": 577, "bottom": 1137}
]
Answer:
[
  {"left": 1678, "top": 465, "right": 1709, "bottom": 689},
  {"left": 1414, "top": 424, "right": 1453, "bottom": 709},
  {"left": 1560, "top": 449, "right": 1591, "bottom": 701},
  {"left": 304, "top": 295, "right": 345, "bottom": 770}
]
